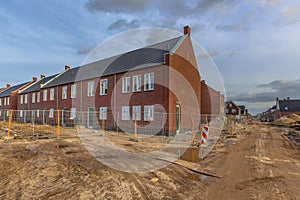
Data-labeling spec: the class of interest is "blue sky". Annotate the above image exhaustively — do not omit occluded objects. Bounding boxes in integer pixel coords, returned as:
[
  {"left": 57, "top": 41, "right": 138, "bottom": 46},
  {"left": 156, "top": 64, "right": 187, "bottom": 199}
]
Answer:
[{"left": 1, "top": 0, "right": 300, "bottom": 113}]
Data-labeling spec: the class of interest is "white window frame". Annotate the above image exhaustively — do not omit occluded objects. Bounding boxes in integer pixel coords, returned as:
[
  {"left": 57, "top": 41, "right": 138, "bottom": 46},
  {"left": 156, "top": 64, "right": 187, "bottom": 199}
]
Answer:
[
  {"left": 20, "top": 95, "right": 23, "bottom": 104},
  {"left": 7, "top": 97, "right": 9, "bottom": 105},
  {"left": 132, "top": 106, "right": 141, "bottom": 121},
  {"left": 43, "top": 90, "right": 47, "bottom": 101},
  {"left": 49, "top": 109, "right": 54, "bottom": 118},
  {"left": 100, "top": 79, "right": 108, "bottom": 96},
  {"left": 36, "top": 110, "right": 40, "bottom": 118},
  {"left": 37, "top": 92, "right": 40, "bottom": 103},
  {"left": 122, "top": 106, "right": 130, "bottom": 120},
  {"left": 71, "top": 84, "right": 77, "bottom": 98},
  {"left": 62, "top": 86, "right": 67, "bottom": 99},
  {"left": 144, "top": 72, "right": 154, "bottom": 91},
  {"left": 24, "top": 94, "right": 28, "bottom": 104},
  {"left": 32, "top": 93, "right": 36, "bottom": 103},
  {"left": 4, "top": 98, "right": 6, "bottom": 105},
  {"left": 122, "top": 77, "right": 130, "bottom": 93},
  {"left": 50, "top": 88, "right": 54, "bottom": 101},
  {"left": 99, "top": 107, "right": 107, "bottom": 120},
  {"left": 88, "top": 81, "right": 95, "bottom": 97},
  {"left": 70, "top": 108, "right": 76, "bottom": 119},
  {"left": 144, "top": 105, "right": 154, "bottom": 121},
  {"left": 133, "top": 75, "right": 142, "bottom": 92},
  {"left": 19, "top": 110, "right": 23, "bottom": 118}
]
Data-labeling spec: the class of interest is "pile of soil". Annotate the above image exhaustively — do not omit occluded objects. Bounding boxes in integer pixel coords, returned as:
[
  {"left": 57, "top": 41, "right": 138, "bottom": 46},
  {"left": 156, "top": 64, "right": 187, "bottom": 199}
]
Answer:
[{"left": 274, "top": 114, "right": 300, "bottom": 126}]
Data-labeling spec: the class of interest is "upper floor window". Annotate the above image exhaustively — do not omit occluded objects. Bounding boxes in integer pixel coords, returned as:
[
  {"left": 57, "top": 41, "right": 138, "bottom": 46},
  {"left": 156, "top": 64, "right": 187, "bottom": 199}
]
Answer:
[
  {"left": 37, "top": 92, "right": 40, "bottom": 103},
  {"left": 62, "top": 86, "right": 67, "bottom": 99},
  {"left": 24, "top": 94, "right": 28, "bottom": 104},
  {"left": 122, "top": 77, "right": 130, "bottom": 93},
  {"left": 100, "top": 79, "right": 108, "bottom": 96},
  {"left": 50, "top": 88, "right": 54, "bottom": 101},
  {"left": 43, "top": 90, "right": 47, "bottom": 101},
  {"left": 20, "top": 95, "right": 24, "bottom": 104},
  {"left": 32, "top": 93, "right": 36, "bottom": 103},
  {"left": 88, "top": 81, "right": 94, "bottom": 97},
  {"left": 133, "top": 75, "right": 142, "bottom": 92},
  {"left": 4, "top": 98, "right": 6, "bottom": 105},
  {"left": 0, "top": 98, "right": 1, "bottom": 106},
  {"left": 71, "top": 84, "right": 77, "bottom": 98},
  {"left": 144, "top": 72, "right": 154, "bottom": 91},
  {"left": 7, "top": 97, "right": 9, "bottom": 105}
]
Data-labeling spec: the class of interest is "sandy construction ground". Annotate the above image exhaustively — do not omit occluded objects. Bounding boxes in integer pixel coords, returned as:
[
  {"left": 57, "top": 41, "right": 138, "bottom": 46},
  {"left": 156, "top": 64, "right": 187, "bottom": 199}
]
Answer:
[{"left": 0, "top": 122, "right": 299, "bottom": 200}]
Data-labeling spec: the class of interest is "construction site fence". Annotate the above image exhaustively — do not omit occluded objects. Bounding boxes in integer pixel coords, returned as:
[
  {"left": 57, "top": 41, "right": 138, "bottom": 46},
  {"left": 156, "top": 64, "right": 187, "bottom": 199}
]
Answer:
[{"left": 0, "top": 109, "right": 227, "bottom": 139}]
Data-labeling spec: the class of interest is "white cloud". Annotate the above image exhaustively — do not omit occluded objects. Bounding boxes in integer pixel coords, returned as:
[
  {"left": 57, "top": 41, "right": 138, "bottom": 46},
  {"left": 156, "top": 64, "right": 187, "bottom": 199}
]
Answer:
[{"left": 277, "top": 4, "right": 300, "bottom": 25}]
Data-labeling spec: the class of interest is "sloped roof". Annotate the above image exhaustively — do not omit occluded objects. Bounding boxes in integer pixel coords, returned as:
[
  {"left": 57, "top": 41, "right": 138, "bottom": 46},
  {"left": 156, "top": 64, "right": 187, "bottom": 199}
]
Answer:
[
  {"left": 43, "top": 36, "right": 183, "bottom": 88},
  {"left": 20, "top": 74, "right": 58, "bottom": 94},
  {"left": 278, "top": 100, "right": 300, "bottom": 112},
  {"left": 0, "top": 82, "right": 29, "bottom": 97},
  {"left": 225, "top": 101, "right": 241, "bottom": 110}
]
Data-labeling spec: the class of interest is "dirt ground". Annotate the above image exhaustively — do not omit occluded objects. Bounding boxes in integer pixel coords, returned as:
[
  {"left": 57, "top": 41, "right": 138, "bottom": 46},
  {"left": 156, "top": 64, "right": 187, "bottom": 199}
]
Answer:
[{"left": 0, "top": 122, "right": 299, "bottom": 200}]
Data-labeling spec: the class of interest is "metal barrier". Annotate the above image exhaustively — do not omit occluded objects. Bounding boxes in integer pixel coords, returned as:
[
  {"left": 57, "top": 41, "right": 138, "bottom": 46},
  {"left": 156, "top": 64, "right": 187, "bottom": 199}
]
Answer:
[{"left": 0, "top": 109, "right": 225, "bottom": 142}]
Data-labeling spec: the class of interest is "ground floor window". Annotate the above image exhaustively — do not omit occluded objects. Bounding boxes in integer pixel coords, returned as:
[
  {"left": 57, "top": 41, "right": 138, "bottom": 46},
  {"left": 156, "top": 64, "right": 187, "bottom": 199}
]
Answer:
[
  {"left": 99, "top": 107, "right": 107, "bottom": 120},
  {"left": 132, "top": 106, "right": 141, "bottom": 121},
  {"left": 122, "top": 106, "right": 130, "bottom": 120},
  {"left": 49, "top": 109, "right": 54, "bottom": 118},
  {"left": 70, "top": 108, "right": 76, "bottom": 119},
  {"left": 144, "top": 105, "right": 154, "bottom": 121}
]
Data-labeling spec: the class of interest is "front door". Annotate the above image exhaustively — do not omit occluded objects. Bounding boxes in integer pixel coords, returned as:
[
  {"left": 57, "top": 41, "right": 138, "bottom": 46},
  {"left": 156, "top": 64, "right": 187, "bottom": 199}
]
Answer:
[
  {"left": 87, "top": 107, "right": 95, "bottom": 128},
  {"left": 176, "top": 104, "right": 181, "bottom": 133}
]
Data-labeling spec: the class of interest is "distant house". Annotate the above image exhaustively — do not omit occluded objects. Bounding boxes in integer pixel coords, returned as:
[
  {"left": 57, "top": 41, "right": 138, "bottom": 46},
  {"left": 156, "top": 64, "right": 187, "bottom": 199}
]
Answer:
[
  {"left": 260, "top": 105, "right": 276, "bottom": 122},
  {"left": 0, "top": 78, "right": 37, "bottom": 120},
  {"left": 225, "top": 101, "right": 241, "bottom": 121},
  {"left": 275, "top": 97, "right": 300, "bottom": 119}
]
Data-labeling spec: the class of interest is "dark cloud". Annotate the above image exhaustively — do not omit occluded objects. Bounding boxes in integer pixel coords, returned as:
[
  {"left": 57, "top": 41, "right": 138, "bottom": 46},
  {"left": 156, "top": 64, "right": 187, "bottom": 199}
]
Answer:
[
  {"left": 107, "top": 19, "right": 141, "bottom": 32},
  {"left": 77, "top": 45, "right": 95, "bottom": 55},
  {"left": 230, "top": 79, "right": 300, "bottom": 103},
  {"left": 85, "top": 0, "right": 151, "bottom": 13}
]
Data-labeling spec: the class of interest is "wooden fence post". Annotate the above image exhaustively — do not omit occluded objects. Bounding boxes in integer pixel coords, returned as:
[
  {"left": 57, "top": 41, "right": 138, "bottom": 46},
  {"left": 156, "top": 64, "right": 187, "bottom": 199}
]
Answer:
[{"left": 56, "top": 109, "right": 60, "bottom": 138}]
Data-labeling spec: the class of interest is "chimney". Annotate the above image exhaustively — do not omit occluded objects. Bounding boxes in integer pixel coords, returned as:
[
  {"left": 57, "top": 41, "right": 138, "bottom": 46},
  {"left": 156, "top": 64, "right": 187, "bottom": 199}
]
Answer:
[
  {"left": 33, "top": 77, "right": 37, "bottom": 82},
  {"left": 6, "top": 84, "right": 11, "bottom": 88},
  {"left": 287, "top": 97, "right": 290, "bottom": 100},
  {"left": 164, "top": 54, "right": 170, "bottom": 65},
  {"left": 184, "top": 26, "right": 191, "bottom": 37},
  {"left": 65, "top": 65, "right": 71, "bottom": 71},
  {"left": 40, "top": 74, "right": 45, "bottom": 79}
]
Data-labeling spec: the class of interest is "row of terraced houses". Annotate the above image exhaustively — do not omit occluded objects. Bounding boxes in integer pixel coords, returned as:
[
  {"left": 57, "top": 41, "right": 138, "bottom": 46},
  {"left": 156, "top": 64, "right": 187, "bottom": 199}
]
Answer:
[{"left": 0, "top": 26, "right": 225, "bottom": 135}]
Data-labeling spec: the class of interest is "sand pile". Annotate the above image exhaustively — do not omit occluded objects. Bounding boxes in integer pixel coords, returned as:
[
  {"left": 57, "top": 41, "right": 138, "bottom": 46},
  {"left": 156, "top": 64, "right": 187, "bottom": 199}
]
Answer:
[{"left": 274, "top": 114, "right": 300, "bottom": 126}]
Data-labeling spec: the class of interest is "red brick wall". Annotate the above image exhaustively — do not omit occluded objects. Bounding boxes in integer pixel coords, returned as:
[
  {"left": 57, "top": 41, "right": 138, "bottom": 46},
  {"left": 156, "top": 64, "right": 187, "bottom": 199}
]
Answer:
[{"left": 201, "top": 81, "right": 224, "bottom": 115}]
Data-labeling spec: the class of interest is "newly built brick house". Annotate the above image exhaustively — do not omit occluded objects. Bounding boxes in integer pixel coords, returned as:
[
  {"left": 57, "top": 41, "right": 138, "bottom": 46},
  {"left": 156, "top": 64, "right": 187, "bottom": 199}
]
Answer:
[
  {"left": 0, "top": 78, "right": 37, "bottom": 120},
  {"left": 0, "top": 26, "right": 225, "bottom": 135},
  {"left": 17, "top": 74, "right": 58, "bottom": 123}
]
